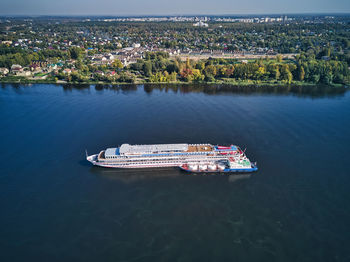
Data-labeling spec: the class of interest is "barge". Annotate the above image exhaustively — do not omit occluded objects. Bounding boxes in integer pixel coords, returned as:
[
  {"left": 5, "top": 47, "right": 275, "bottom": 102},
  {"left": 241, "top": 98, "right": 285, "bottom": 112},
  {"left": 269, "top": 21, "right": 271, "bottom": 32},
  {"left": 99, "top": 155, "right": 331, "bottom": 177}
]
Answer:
[{"left": 86, "top": 143, "right": 257, "bottom": 173}]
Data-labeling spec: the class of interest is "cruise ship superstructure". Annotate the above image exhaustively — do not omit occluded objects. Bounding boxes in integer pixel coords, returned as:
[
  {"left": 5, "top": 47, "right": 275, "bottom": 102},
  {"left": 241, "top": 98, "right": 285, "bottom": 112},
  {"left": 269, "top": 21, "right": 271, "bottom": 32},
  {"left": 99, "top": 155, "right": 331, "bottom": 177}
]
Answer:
[{"left": 86, "top": 143, "right": 257, "bottom": 173}]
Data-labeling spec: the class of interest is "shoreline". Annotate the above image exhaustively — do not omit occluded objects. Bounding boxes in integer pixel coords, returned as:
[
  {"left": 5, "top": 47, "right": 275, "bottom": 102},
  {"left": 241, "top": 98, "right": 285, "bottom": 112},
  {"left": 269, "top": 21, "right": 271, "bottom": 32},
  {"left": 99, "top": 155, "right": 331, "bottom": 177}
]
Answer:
[{"left": 0, "top": 79, "right": 346, "bottom": 88}]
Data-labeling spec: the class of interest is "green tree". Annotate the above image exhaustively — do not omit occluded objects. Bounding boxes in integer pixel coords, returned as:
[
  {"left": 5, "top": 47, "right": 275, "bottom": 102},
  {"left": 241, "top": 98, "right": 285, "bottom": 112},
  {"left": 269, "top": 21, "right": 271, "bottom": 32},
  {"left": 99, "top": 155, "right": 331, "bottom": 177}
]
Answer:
[
  {"left": 281, "top": 65, "right": 293, "bottom": 84},
  {"left": 275, "top": 67, "right": 281, "bottom": 80},
  {"left": 143, "top": 61, "right": 152, "bottom": 77},
  {"left": 169, "top": 72, "right": 177, "bottom": 82},
  {"left": 298, "top": 66, "right": 305, "bottom": 81},
  {"left": 204, "top": 65, "right": 217, "bottom": 78},
  {"left": 69, "top": 47, "right": 83, "bottom": 60}
]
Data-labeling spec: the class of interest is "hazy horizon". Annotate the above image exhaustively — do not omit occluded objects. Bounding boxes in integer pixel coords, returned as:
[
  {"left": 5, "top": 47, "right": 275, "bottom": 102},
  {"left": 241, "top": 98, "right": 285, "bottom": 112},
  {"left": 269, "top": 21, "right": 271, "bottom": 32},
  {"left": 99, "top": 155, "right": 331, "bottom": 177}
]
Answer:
[
  {"left": 1, "top": 0, "right": 350, "bottom": 16},
  {"left": 1, "top": 12, "right": 350, "bottom": 18}
]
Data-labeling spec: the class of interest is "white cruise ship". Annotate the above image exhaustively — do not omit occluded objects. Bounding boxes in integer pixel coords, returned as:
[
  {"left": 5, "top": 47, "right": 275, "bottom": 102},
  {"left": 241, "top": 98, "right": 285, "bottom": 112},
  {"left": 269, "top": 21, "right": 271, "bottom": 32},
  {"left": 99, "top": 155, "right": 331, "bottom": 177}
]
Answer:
[{"left": 86, "top": 143, "right": 257, "bottom": 173}]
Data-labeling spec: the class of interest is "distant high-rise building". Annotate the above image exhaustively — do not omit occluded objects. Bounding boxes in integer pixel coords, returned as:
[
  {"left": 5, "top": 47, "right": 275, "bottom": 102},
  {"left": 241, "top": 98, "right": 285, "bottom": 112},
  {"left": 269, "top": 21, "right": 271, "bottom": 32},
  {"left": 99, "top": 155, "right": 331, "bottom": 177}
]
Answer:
[{"left": 193, "top": 21, "right": 209, "bottom": 27}]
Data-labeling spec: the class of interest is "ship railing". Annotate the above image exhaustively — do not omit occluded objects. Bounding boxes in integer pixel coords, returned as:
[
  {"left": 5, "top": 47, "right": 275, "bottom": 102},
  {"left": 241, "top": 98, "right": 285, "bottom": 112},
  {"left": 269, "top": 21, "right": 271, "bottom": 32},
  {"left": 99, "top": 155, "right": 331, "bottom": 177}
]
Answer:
[
  {"left": 102, "top": 154, "right": 236, "bottom": 161},
  {"left": 99, "top": 157, "right": 238, "bottom": 165},
  {"left": 101, "top": 155, "right": 232, "bottom": 161}
]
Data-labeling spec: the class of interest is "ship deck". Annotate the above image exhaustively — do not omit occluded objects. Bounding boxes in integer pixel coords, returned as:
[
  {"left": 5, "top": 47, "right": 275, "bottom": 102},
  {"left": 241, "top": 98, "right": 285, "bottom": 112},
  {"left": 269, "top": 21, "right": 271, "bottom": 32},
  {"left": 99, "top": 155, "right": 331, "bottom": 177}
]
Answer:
[
  {"left": 186, "top": 145, "right": 213, "bottom": 152},
  {"left": 98, "top": 144, "right": 216, "bottom": 161}
]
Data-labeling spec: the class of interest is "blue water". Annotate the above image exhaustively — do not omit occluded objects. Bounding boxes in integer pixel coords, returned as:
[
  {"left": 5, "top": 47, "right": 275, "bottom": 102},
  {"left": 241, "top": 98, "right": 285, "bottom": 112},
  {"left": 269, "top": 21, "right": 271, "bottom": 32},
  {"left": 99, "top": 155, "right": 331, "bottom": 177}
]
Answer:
[{"left": 0, "top": 84, "right": 349, "bottom": 261}]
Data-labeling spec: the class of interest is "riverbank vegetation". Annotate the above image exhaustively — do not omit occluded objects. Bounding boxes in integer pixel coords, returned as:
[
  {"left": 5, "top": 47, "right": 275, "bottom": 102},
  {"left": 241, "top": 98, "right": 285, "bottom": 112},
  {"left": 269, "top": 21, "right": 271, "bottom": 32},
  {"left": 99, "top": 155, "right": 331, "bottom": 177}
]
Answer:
[
  {"left": 127, "top": 52, "right": 349, "bottom": 86},
  {"left": 1, "top": 50, "right": 349, "bottom": 86}
]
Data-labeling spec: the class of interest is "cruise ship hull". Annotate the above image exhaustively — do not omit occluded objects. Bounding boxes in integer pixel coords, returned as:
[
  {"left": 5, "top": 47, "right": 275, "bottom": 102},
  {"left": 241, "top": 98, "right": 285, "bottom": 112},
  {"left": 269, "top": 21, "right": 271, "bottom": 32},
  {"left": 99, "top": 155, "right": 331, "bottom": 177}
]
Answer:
[{"left": 86, "top": 143, "right": 258, "bottom": 173}]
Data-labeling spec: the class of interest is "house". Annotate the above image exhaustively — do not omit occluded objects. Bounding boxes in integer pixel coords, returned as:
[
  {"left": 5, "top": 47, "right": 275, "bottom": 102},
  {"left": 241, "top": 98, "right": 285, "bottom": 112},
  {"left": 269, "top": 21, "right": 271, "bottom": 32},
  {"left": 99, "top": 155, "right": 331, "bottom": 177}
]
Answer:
[
  {"left": 193, "top": 21, "right": 209, "bottom": 27},
  {"left": 106, "top": 71, "right": 116, "bottom": 76},
  {"left": 16, "top": 70, "right": 31, "bottom": 77},
  {"left": 0, "top": 67, "right": 9, "bottom": 75},
  {"left": 11, "top": 64, "right": 23, "bottom": 74},
  {"left": 123, "top": 47, "right": 134, "bottom": 52},
  {"left": 104, "top": 54, "right": 115, "bottom": 61},
  {"left": 66, "top": 59, "right": 76, "bottom": 65},
  {"left": 92, "top": 55, "right": 107, "bottom": 65},
  {"left": 63, "top": 68, "right": 72, "bottom": 74},
  {"left": 95, "top": 70, "right": 105, "bottom": 76},
  {"left": 1, "top": 40, "right": 13, "bottom": 45},
  {"left": 29, "top": 64, "right": 41, "bottom": 72},
  {"left": 31, "top": 60, "right": 48, "bottom": 67},
  {"left": 47, "top": 64, "right": 58, "bottom": 71}
]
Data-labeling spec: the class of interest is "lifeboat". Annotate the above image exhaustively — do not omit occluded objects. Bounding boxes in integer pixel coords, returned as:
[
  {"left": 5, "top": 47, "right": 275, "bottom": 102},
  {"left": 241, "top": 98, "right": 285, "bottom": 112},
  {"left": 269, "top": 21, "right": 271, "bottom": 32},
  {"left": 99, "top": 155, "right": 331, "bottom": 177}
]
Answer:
[
  {"left": 208, "top": 164, "right": 217, "bottom": 171},
  {"left": 217, "top": 164, "right": 226, "bottom": 171},
  {"left": 188, "top": 164, "right": 198, "bottom": 171},
  {"left": 199, "top": 165, "right": 207, "bottom": 171}
]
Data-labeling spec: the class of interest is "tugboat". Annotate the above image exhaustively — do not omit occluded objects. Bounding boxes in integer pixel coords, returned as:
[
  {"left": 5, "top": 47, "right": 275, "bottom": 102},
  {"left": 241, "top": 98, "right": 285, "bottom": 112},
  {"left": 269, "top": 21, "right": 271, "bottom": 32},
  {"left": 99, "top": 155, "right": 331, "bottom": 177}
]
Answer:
[{"left": 179, "top": 159, "right": 258, "bottom": 173}]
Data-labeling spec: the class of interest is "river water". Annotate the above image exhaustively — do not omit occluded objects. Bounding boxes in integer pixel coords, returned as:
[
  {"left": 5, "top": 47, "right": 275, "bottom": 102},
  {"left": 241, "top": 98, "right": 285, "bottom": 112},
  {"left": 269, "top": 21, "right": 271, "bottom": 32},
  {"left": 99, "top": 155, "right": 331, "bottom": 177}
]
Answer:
[{"left": 0, "top": 84, "right": 349, "bottom": 261}]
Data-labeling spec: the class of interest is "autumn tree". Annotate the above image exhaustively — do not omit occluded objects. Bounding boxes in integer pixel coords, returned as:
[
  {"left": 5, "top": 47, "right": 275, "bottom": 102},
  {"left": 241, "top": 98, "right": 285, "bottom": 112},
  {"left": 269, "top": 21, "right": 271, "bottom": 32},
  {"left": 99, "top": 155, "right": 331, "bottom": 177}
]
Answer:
[{"left": 276, "top": 54, "right": 283, "bottom": 63}]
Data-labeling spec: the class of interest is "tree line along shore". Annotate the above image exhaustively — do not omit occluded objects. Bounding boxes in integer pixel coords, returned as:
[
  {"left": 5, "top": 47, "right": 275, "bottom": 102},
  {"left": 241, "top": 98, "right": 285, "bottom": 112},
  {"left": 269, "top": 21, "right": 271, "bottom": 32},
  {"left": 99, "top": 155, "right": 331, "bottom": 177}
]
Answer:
[{"left": 0, "top": 51, "right": 348, "bottom": 86}]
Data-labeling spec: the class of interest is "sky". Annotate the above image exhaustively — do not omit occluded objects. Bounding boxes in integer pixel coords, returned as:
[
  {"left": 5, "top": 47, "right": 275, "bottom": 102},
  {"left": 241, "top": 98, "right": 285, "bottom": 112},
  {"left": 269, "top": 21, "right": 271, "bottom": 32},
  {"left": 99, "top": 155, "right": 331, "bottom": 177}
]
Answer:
[{"left": 1, "top": 0, "right": 350, "bottom": 16}]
